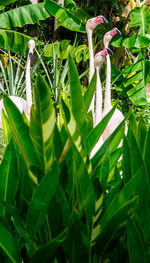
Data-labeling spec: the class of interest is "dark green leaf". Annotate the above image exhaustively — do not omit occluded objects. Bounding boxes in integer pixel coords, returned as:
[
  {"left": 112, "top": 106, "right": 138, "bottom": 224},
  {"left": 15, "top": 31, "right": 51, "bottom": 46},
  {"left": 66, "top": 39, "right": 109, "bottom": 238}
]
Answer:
[
  {"left": 45, "top": 0, "right": 86, "bottom": 33},
  {"left": 68, "top": 54, "right": 86, "bottom": 136},
  {"left": 26, "top": 163, "right": 59, "bottom": 239},
  {"left": 127, "top": 217, "right": 146, "bottom": 263},
  {"left": 0, "top": 140, "right": 17, "bottom": 217},
  {"left": 0, "top": 221, "right": 21, "bottom": 263}
]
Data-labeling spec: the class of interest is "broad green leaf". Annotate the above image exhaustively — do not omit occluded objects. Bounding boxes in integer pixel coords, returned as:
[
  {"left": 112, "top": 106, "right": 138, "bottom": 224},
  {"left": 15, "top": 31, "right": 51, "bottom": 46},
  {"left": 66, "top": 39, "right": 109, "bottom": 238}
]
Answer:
[
  {"left": 137, "top": 117, "right": 147, "bottom": 154},
  {"left": 73, "top": 148, "right": 95, "bottom": 223},
  {"left": 0, "top": 4, "right": 49, "bottom": 29},
  {"left": 111, "top": 34, "right": 150, "bottom": 49},
  {"left": 144, "top": 126, "right": 150, "bottom": 183},
  {"left": 61, "top": 98, "right": 86, "bottom": 158},
  {"left": 61, "top": 100, "right": 95, "bottom": 222},
  {"left": 29, "top": 231, "right": 67, "bottom": 263},
  {"left": 127, "top": 217, "right": 146, "bottom": 263},
  {"left": 128, "top": 130, "right": 149, "bottom": 231},
  {"left": 30, "top": 75, "right": 56, "bottom": 174},
  {"left": 45, "top": 0, "right": 86, "bottom": 33},
  {"left": 86, "top": 107, "right": 116, "bottom": 154},
  {"left": 101, "top": 169, "right": 141, "bottom": 228},
  {"left": 0, "top": 29, "right": 39, "bottom": 55},
  {"left": 2, "top": 110, "right": 12, "bottom": 146},
  {"left": 16, "top": 156, "right": 35, "bottom": 217},
  {"left": 44, "top": 42, "right": 73, "bottom": 59},
  {"left": 123, "top": 136, "right": 132, "bottom": 184},
  {"left": 130, "top": 6, "right": 150, "bottom": 34},
  {"left": 65, "top": 0, "right": 91, "bottom": 24},
  {"left": 3, "top": 95, "right": 39, "bottom": 184},
  {"left": 53, "top": 124, "right": 64, "bottom": 161},
  {"left": 26, "top": 163, "right": 59, "bottom": 239},
  {"left": 0, "top": 221, "right": 21, "bottom": 263},
  {"left": 0, "top": 140, "right": 17, "bottom": 217},
  {"left": 68, "top": 54, "right": 86, "bottom": 136},
  {"left": 93, "top": 169, "right": 142, "bottom": 256},
  {"left": 94, "top": 196, "right": 138, "bottom": 257},
  {"left": 63, "top": 217, "right": 88, "bottom": 263},
  {"left": 84, "top": 71, "right": 96, "bottom": 112},
  {"left": 91, "top": 118, "right": 125, "bottom": 166}
]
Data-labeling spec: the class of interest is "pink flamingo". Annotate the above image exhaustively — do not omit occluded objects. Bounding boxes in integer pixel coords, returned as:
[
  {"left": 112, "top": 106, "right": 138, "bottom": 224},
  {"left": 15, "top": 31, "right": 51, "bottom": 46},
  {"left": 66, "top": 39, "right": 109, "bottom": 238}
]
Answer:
[
  {"left": 102, "top": 28, "right": 125, "bottom": 141},
  {"left": 0, "top": 40, "right": 35, "bottom": 128},
  {"left": 86, "top": 15, "right": 108, "bottom": 121}
]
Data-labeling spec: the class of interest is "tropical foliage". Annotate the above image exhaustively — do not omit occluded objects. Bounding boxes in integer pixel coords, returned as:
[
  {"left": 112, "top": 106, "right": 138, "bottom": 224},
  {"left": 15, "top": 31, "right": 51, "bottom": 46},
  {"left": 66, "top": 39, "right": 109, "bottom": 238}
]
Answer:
[
  {"left": 0, "top": 55, "right": 149, "bottom": 262},
  {"left": 0, "top": 0, "right": 150, "bottom": 262}
]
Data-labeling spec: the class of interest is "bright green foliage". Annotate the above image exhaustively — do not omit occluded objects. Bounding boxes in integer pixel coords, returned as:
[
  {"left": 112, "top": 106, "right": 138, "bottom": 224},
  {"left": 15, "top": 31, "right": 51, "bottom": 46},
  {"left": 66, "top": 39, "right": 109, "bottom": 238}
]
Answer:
[
  {"left": 0, "top": 4, "right": 49, "bottom": 29},
  {"left": 45, "top": 0, "right": 86, "bottom": 33},
  {"left": 111, "top": 5, "right": 150, "bottom": 106},
  {"left": 0, "top": 55, "right": 150, "bottom": 262}
]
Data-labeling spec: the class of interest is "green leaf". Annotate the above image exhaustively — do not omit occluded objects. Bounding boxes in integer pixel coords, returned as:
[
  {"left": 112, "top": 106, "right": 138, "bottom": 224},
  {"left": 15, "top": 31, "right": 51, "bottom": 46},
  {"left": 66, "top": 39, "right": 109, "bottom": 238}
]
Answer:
[
  {"left": 91, "top": 118, "right": 125, "bottom": 166},
  {"left": 130, "top": 6, "right": 150, "bottom": 34},
  {"left": 84, "top": 71, "right": 96, "bottom": 113},
  {"left": 0, "top": 29, "right": 38, "bottom": 55},
  {"left": 127, "top": 217, "right": 146, "bottom": 263},
  {"left": 3, "top": 95, "right": 39, "bottom": 184},
  {"left": 144, "top": 126, "right": 150, "bottom": 183},
  {"left": 0, "top": 140, "right": 17, "bottom": 217},
  {"left": 101, "top": 170, "right": 141, "bottom": 229},
  {"left": 61, "top": 98, "right": 86, "bottom": 158},
  {"left": 93, "top": 169, "right": 142, "bottom": 256},
  {"left": 45, "top": 0, "right": 86, "bottom": 33},
  {"left": 111, "top": 34, "right": 150, "bottom": 49},
  {"left": 94, "top": 197, "right": 138, "bottom": 257},
  {"left": 29, "top": 231, "right": 67, "bottom": 263},
  {"left": 137, "top": 117, "right": 147, "bottom": 154},
  {"left": 0, "top": 4, "right": 49, "bottom": 29},
  {"left": 30, "top": 75, "right": 56, "bottom": 174},
  {"left": 61, "top": 100, "right": 95, "bottom": 222},
  {"left": 68, "top": 54, "right": 86, "bottom": 136},
  {"left": 63, "top": 217, "right": 87, "bottom": 263},
  {"left": 73, "top": 148, "right": 95, "bottom": 223},
  {"left": 0, "top": 221, "right": 21, "bottom": 263},
  {"left": 123, "top": 136, "right": 132, "bottom": 184},
  {"left": 86, "top": 107, "right": 116, "bottom": 154},
  {"left": 65, "top": 0, "right": 91, "bottom": 24},
  {"left": 2, "top": 110, "right": 12, "bottom": 146},
  {"left": 26, "top": 163, "right": 59, "bottom": 239}
]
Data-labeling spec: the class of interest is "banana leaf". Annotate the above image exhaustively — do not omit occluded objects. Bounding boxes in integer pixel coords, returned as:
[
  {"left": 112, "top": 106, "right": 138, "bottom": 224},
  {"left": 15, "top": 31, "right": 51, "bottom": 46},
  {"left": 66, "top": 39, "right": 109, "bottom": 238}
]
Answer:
[
  {"left": 45, "top": 0, "right": 86, "bottom": 33},
  {"left": 0, "top": 3, "right": 49, "bottom": 29}
]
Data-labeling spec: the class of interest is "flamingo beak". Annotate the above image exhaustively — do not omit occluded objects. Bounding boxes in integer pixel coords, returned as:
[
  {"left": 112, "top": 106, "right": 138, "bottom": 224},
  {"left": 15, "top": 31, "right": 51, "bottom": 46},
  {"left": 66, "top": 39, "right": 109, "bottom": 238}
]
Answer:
[
  {"left": 101, "top": 16, "right": 108, "bottom": 24},
  {"left": 106, "top": 48, "right": 113, "bottom": 56},
  {"left": 116, "top": 29, "right": 121, "bottom": 35}
]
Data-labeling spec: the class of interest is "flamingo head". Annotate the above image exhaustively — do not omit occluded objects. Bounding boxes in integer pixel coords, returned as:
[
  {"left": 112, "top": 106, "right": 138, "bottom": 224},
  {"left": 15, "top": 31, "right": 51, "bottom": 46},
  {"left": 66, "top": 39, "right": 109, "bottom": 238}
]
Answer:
[
  {"left": 94, "top": 48, "right": 113, "bottom": 67},
  {"left": 28, "top": 39, "right": 35, "bottom": 59},
  {"left": 86, "top": 16, "right": 108, "bottom": 31},
  {"left": 104, "top": 28, "right": 121, "bottom": 47}
]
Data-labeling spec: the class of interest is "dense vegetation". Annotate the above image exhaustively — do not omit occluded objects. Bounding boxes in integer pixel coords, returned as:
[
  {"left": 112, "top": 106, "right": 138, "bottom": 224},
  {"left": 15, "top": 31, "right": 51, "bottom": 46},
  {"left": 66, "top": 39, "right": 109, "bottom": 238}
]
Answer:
[{"left": 0, "top": 0, "right": 150, "bottom": 262}]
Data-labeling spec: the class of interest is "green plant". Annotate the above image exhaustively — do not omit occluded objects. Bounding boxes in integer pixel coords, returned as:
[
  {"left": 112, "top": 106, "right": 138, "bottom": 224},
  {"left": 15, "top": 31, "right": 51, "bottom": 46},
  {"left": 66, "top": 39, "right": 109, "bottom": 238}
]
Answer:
[
  {"left": 0, "top": 1, "right": 49, "bottom": 55},
  {"left": 0, "top": 54, "right": 149, "bottom": 262},
  {"left": 111, "top": 4, "right": 150, "bottom": 106}
]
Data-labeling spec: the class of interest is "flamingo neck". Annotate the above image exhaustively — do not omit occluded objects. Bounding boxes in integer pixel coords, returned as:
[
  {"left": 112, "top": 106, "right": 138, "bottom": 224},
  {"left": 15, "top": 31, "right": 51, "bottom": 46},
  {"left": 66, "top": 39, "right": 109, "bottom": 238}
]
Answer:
[
  {"left": 95, "top": 66, "right": 102, "bottom": 127},
  {"left": 87, "top": 29, "right": 94, "bottom": 83},
  {"left": 104, "top": 54, "right": 111, "bottom": 111},
  {"left": 26, "top": 55, "right": 32, "bottom": 116}
]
